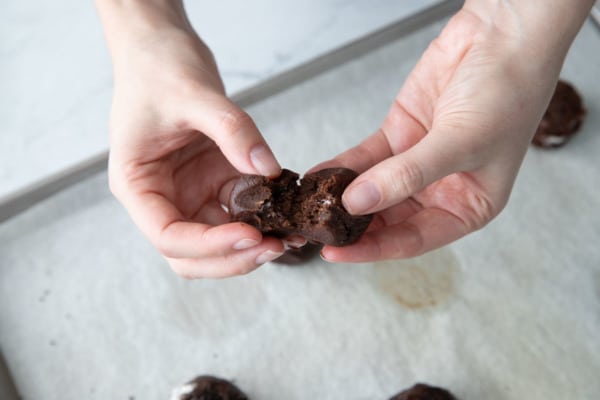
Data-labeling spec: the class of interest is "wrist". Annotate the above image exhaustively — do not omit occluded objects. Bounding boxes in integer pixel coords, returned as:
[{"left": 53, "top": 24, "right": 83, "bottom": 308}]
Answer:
[
  {"left": 464, "top": 0, "right": 594, "bottom": 60},
  {"left": 95, "top": 0, "right": 194, "bottom": 58}
]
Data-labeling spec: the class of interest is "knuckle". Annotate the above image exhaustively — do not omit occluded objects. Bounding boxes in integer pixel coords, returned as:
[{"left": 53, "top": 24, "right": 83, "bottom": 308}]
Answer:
[
  {"left": 107, "top": 175, "right": 121, "bottom": 199},
  {"left": 390, "top": 160, "right": 425, "bottom": 199},
  {"left": 168, "top": 259, "right": 202, "bottom": 280},
  {"left": 167, "top": 259, "right": 183, "bottom": 274},
  {"left": 229, "top": 261, "right": 255, "bottom": 277},
  {"left": 476, "top": 199, "right": 497, "bottom": 228},
  {"left": 155, "top": 226, "right": 181, "bottom": 259},
  {"left": 178, "top": 271, "right": 196, "bottom": 280},
  {"left": 218, "top": 107, "right": 253, "bottom": 138},
  {"left": 238, "top": 263, "right": 256, "bottom": 276},
  {"left": 461, "top": 191, "right": 499, "bottom": 231},
  {"left": 156, "top": 239, "right": 177, "bottom": 259},
  {"left": 107, "top": 164, "right": 126, "bottom": 200},
  {"left": 170, "top": 264, "right": 196, "bottom": 280},
  {"left": 371, "top": 222, "right": 425, "bottom": 261},
  {"left": 394, "top": 221, "right": 425, "bottom": 258},
  {"left": 107, "top": 160, "right": 141, "bottom": 200}
]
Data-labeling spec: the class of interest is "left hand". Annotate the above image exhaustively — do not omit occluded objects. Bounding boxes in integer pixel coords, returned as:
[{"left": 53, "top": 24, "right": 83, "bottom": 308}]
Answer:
[{"left": 106, "top": 25, "right": 284, "bottom": 278}]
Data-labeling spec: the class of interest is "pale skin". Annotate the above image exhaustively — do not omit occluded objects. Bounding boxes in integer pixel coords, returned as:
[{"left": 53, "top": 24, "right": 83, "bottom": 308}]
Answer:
[{"left": 95, "top": 0, "right": 594, "bottom": 278}]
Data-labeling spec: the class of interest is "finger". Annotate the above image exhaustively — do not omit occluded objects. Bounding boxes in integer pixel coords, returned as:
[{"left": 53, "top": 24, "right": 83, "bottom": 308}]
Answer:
[
  {"left": 308, "top": 129, "right": 391, "bottom": 173},
  {"left": 362, "top": 198, "right": 423, "bottom": 234},
  {"left": 375, "top": 197, "right": 423, "bottom": 226},
  {"left": 118, "top": 188, "right": 265, "bottom": 259},
  {"left": 341, "top": 128, "right": 470, "bottom": 215},
  {"left": 321, "top": 207, "right": 469, "bottom": 263},
  {"left": 184, "top": 94, "right": 281, "bottom": 177},
  {"left": 282, "top": 235, "right": 308, "bottom": 250},
  {"left": 167, "top": 237, "right": 285, "bottom": 279},
  {"left": 192, "top": 201, "right": 230, "bottom": 226},
  {"left": 160, "top": 221, "right": 267, "bottom": 259}
]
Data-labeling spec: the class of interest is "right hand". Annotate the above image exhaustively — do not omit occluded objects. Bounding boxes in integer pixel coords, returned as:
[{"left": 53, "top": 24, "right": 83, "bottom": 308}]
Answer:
[
  {"left": 313, "top": 3, "right": 584, "bottom": 263},
  {"left": 106, "top": 24, "right": 286, "bottom": 278}
]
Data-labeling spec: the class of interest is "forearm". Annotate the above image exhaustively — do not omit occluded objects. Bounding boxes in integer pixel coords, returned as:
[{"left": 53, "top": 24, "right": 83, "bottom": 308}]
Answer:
[{"left": 94, "top": 0, "right": 193, "bottom": 57}]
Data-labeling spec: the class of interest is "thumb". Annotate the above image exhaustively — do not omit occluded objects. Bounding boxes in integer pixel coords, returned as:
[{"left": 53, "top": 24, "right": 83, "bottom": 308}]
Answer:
[
  {"left": 342, "top": 130, "right": 470, "bottom": 215},
  {"left": 186, "top": 93, "right": 281, "bottom": 177}
]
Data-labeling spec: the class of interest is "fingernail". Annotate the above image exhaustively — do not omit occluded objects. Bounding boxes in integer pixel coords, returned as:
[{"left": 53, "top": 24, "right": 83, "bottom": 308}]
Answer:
[
  {"left": 343, "top": 180, "right": 380, "bottom": 214},
  {"left": 255, "top": 250, "right": 284, "bottom": 265},
  {"left": 282, "top": 236, "right": 307, "bottom": 250},
  {"left": 250, "top": 144, "right": 281, "bottom": 177},
  {"left": 233, "top": 238, "right": 260, "bottom": 250},
  {"left": 319, "top": 250, "right": 335, "bottom": 263}
]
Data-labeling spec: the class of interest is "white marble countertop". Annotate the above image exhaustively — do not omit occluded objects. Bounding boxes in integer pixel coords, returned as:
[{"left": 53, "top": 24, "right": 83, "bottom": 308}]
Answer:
[{"left": 0, "top": 0, "right": 441, "bottom": 201}]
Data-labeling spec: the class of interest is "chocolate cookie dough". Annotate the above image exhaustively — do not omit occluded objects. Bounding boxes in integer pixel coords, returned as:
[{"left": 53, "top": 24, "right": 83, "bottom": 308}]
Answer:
[
  {"left": 389, "top": 383, "right": 456, "bottom": 400},
  {"left": 532, "top": 79, "right": 586, "bottom": 148},
  {"left": 229, "top": 168, "right": 373, "bottom": 247},
  {"left": 170, "top": 376, "right": 248, "bottom": 400}
]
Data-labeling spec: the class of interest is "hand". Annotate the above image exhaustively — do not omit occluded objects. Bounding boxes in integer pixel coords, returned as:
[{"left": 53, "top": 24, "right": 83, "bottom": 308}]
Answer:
[
  {"left": 105, "top": 20, "right": 284, "bottom": 277},
  {"left": 316, "top": 3, "right": 586, "bottom": 263}
]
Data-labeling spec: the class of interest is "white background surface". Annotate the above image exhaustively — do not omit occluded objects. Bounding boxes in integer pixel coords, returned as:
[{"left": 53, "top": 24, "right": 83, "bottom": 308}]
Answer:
[
  {"left": 1, "top": 15, "right": 599, "bottom": 400},
  {"left": 0, "top": 0, "right": 440, "bottom": 200}
]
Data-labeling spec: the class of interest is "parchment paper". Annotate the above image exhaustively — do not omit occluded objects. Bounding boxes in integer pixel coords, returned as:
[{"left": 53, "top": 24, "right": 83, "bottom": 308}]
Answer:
[{"left": 1, "top": 18, "right": 599, "bottom": 400}]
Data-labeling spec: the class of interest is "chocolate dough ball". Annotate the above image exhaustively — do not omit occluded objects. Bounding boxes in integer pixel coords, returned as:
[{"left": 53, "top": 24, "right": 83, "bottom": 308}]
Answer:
[
  {"left": 389, "top": 383, "right": 456, "bottom": 400},
  {"left": 229, "top": 168, "right": 373, "bottom": 247},
  {"left": 532, "top": 79, "right": 586, "bottom": 148},
  {"left": 171, "top": 376, "right": 248, "bottom": 400}
]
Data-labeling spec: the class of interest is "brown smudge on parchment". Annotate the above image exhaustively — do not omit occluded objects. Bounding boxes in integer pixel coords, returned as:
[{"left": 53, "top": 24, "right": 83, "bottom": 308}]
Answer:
[{"left": 372, "top": 248, "right": 460, "bottom": 309}]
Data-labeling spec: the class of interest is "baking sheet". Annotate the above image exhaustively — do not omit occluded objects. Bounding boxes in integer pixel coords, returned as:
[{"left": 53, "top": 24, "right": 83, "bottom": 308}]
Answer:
[{"left": 1, "top": 16, "right": 600, "bottom": 400}]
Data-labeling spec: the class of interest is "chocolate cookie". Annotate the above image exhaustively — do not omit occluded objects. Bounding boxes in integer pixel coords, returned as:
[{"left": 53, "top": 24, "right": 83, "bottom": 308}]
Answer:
[
  {"left": 170, "top": 376, "right": 248, "bottom": 400},
  {"left": 532, "top": 79, "right": 586, "bottom": 148},
  {"left": 229, "top": 168, "right": 373, "bottom": 247},
  {"left": 389, "top": 383, "right": 456, "bottom": 400}
]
